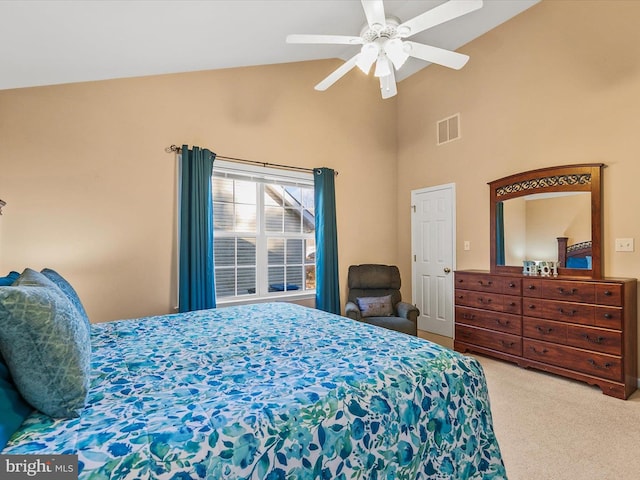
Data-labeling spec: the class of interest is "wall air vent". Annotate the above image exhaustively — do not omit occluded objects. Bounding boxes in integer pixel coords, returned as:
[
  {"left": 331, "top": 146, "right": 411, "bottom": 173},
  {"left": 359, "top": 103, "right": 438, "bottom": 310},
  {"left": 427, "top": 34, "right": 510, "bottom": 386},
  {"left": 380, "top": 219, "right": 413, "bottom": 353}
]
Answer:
[{"left": 437, "top": 113, "right": 460, "bottom": 145}]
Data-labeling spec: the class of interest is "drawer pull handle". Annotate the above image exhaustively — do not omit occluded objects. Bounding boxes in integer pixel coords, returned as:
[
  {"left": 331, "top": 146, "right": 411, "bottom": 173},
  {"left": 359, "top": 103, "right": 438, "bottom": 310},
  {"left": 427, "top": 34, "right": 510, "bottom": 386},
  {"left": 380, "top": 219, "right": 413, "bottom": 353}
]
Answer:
[
  {"left": 588, "top": 359, "right": 612, "bottom": 370},
  {"left": 462, "top": 313, "right": 475, "bottom": 320},
  {"left": 557, "top": 287, "right": 578, "bottom": 296},
  {"left": 530, "top": 346, "right": 548, "bottom": 354},
  {"left": 478, "top": 297, "right": 492, "bottom": 304},
  {"left": 528, "top": 285, "right": 536, "bottom": 290},
  {"left": 603, "top": 290, "right": 612, "bottom": 296},
  {"left": 528, "top": 304, "right": 536, "bottom": 309},
  {"left": 508, "top": 302, "right": 516, "bottom": 307},
  {"left": 508, "top": 282, "right": 516, "bottom": 288},
  {"left": 558, "top": 308, "right": 578, "bottom": 316},
  {"left": 536, "top": 326, "right": 553, "bottom": 334},
  {"left": 500, "top": 340, "right": 516, "bottom": 348},
  {"left": 583, "top": 334, "right": 605, "bottom": 345},
  {"left": 603, "top": 313, "right": 613, "bottom": 319},
  {"left": 478, "top": 280, "right": 493, "bottom": 286},
  {"left": 496, "top": 319, "right": 510, "bottom": 327}
]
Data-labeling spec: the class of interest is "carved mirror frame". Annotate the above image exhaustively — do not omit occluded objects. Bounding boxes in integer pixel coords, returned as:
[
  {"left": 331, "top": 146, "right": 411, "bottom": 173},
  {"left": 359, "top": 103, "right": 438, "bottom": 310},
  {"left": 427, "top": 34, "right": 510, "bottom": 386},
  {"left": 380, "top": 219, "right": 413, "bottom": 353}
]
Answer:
[{"left": 489, "top": 163, "right": 604, "bottom": 279}]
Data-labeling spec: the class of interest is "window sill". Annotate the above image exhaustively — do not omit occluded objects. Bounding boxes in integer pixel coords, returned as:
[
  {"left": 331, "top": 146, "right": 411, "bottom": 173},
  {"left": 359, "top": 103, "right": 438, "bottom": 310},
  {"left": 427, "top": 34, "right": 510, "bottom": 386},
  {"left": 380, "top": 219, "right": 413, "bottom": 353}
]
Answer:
[{"left": 216, "top": 291, "right": 316, "bottom": 308}]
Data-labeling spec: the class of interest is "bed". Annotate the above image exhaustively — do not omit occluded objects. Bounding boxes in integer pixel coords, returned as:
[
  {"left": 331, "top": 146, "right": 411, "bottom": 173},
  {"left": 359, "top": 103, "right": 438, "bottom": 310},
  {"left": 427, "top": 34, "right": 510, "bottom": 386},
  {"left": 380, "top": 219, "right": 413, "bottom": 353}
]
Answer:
[
  {"left": 557, "top": 236, "right": 592, "bottom": 269},
  {"left": 1, "top": 288, "right": 506, "bottom": 478}
]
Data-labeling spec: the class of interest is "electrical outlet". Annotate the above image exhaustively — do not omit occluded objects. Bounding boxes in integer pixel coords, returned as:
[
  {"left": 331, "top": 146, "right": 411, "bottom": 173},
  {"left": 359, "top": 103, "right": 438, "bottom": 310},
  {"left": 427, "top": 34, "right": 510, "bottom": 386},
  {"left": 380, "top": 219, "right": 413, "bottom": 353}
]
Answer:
[
  {"left": 615, "top": 238, "right": 634, "bottom": 252},
  {"left": 464, "top": 241, "right": 471, "bottom": 251}
]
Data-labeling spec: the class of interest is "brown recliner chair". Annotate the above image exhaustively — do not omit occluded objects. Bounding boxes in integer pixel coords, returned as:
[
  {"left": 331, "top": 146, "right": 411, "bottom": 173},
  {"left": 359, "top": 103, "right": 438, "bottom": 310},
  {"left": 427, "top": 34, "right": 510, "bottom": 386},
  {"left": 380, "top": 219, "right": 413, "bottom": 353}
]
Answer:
[{"left": 345, "top": 264, "right": 419, "bottom": 336}]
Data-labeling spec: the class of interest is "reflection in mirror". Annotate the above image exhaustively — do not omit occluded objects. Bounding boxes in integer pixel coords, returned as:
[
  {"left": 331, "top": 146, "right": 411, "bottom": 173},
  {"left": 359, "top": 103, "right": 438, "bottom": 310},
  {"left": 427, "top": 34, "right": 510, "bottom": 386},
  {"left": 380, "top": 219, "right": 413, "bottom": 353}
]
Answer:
[
  {"left": 497, "top": 192, "right": 591, "bottom": 268},
  {"left": 490, "top": 164, "right": 603, "bottom": 278}
]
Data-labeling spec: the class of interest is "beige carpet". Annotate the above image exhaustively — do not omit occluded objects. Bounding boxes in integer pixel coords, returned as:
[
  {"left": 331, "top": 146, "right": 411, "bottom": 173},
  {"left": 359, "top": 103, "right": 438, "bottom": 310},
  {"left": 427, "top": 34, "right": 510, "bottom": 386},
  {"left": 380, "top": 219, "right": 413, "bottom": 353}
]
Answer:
[{"left": 474, "top": 354, "right": 640, "bottom": 480}]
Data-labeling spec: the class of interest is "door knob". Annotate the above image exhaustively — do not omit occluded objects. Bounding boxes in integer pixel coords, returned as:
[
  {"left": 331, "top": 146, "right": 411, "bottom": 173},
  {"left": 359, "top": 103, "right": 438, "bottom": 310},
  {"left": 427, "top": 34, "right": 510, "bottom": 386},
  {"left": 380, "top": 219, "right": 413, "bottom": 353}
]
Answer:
[{"left": 444, "top": 267, "right": 451, "bottom": 273}]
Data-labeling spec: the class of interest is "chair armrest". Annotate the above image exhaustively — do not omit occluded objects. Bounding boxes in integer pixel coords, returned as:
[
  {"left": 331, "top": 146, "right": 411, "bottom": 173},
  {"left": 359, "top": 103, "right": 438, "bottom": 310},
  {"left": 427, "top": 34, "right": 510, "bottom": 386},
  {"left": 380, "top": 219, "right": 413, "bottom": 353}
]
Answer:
[
  {"left": 396, "top": 301, "right": 419, "bottom": 322},
  {"left": 345, "top": 301, "right": 362, "bottom": 321}
]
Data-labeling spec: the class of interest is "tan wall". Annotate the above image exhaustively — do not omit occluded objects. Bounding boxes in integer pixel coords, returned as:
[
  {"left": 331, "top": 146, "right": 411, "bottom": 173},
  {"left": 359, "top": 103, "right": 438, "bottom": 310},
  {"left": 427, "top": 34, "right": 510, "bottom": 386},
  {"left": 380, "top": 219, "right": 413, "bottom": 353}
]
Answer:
[
  {"left": 397, "top": 0, "right": 640, "bottom": 369},
  {"left": 0, "top": 60, "right": 397, "bottom": 322}
]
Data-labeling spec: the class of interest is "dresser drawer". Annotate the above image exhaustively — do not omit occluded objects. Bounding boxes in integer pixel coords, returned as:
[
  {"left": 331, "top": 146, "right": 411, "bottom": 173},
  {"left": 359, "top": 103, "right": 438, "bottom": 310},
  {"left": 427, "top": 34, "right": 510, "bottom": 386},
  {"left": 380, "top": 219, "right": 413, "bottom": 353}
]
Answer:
[
  {"left": 522, "top": 278, "right": 543, "bottom": 298},
  {"left": 455, "top": 272, "right": 522, "bottom": 295},
  {"left": 456, "top": 324, "right": 522, "bottom": 356},
  {"left": 566, "top": 325, "right": 622, "bottom": 355},
  {"left": 525, "top": 279, "right": 596, "bottom": 303},
  {"left": 594, "top": 306, "right": 623, "bottom": 330},
  {"left": 456, "top": 306, "right": 522, "bottom": 335},
  {"left": 523, "top": 317, "right": 567, "bottom": 344},
  {"left": 523, "top": 339, "right": 622, "bottom": 382},
  {"left": 541, "top": 281, "right": 595, "bottom": 303},
  {"left": 523, "top": 298, "right": 594, "bottom": 325},
  {"left": 455, "top": 290, "right": 522, "bottom": 314},
  {"left": 595, "top": 283, "right": 623, "bottom": 306}
]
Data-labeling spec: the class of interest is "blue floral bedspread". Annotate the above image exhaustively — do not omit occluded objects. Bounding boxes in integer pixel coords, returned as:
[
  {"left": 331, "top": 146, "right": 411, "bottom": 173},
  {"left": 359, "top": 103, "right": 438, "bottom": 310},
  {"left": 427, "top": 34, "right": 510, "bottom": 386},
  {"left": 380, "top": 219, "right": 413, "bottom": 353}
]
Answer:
[{"left": 3, "top": 303, "right": 506, "bottom": 479}]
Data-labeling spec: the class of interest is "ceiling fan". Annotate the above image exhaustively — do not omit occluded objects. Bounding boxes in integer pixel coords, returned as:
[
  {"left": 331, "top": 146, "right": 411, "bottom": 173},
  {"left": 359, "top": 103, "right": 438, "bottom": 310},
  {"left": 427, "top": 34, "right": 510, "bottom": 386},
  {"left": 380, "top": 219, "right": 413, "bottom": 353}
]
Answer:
[{"left": 286, "top": 0, "right": 483, "bottom": 99}]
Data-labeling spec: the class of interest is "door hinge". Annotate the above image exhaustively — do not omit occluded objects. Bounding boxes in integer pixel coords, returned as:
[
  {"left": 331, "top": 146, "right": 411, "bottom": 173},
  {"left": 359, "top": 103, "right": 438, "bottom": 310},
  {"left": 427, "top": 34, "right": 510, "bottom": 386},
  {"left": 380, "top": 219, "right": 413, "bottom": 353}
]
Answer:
[
  {"left": 411, "top": 205, "right": 416, "bottom": 212},
  {"left": 413, "top": 254, "right": 417, "bottom": 261}
]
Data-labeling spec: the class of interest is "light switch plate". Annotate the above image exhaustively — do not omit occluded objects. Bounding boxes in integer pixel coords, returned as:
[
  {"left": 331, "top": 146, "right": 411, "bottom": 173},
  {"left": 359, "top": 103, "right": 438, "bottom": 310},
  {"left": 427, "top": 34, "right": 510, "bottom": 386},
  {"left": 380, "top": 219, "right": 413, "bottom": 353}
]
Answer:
[
  {"left": 615, "top": 238, "right": 634, "bottom": 252},
  {"left": 464, "top": 241, "right": 470, "bottom": 251}
]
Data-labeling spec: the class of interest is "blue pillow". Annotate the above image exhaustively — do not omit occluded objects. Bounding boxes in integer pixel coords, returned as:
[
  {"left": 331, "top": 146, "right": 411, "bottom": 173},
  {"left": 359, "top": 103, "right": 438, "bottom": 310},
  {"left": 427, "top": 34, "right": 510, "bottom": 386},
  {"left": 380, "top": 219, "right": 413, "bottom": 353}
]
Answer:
[
  {"left": 0, "top": 354, "right": 33, "bottom": 450},
  {"left": 0, "top": 271, "right": 19, "bottom": 286},
  {"left": 0, "top": 269, "right": 91, "bottom": 418},
  {"left": 41, "top": 268, "right": 90, "bottom": 328},
  {"left": 566, "top": 256, "right": 588, "bottom": 269}
]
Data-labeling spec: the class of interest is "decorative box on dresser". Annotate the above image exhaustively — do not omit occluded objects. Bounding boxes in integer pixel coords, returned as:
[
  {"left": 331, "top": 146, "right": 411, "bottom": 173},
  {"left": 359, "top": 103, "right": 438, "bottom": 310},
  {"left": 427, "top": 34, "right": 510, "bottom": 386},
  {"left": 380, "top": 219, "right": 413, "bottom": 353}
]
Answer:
[{"left": 454, "top": 270, "right": 637, "bottom": 399}]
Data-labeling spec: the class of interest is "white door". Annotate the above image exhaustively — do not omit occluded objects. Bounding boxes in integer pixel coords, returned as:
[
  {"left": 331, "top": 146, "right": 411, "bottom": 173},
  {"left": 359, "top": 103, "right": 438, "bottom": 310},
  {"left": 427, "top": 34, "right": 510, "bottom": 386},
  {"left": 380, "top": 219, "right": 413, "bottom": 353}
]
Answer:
[{"left": 411, "top": 184, "right": 455, "bottom": 337}]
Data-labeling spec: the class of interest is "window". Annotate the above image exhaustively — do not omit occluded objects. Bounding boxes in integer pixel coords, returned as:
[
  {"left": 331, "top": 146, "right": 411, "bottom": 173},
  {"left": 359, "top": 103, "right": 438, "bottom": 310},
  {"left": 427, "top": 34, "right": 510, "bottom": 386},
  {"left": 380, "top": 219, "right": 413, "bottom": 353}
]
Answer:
[{"left": 213, "top": 160, "right": 315, "bottom": 301}]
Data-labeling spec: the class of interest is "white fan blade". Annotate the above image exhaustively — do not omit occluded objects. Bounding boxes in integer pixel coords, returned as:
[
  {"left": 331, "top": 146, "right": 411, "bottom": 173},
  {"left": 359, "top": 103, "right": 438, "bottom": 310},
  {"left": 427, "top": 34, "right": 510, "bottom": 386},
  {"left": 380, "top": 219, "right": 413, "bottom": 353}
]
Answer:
[
  {"left": 380, "top": 70, "right": 397, "bottom": 99},
  {"left": 315, "top": 54, "right": 360, "bottom": 91},
  {"left": 384, "top": 38, "right": 409, "bottom": 70},
  {"left": 286, "top": 34, "right": 363, "bottom": 45},
  {"left": 361, "top": 0, "right": 386, "bottom": 29},
  {"left": 404, "top": 41, "right": 470, "bottom": 70},
  {"left": 356, "top": 43, "right": 379, "bottom": 74},
  {"left": 397, "top": 0, "right": 483, "bottom": 37}
]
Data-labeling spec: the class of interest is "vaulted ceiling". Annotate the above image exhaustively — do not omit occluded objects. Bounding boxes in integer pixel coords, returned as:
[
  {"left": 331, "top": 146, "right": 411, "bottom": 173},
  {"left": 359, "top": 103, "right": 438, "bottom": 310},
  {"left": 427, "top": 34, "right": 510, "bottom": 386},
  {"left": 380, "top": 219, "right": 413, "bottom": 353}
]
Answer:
[{"left": 0, "top": 0, "right": 538, "bottom": 91}]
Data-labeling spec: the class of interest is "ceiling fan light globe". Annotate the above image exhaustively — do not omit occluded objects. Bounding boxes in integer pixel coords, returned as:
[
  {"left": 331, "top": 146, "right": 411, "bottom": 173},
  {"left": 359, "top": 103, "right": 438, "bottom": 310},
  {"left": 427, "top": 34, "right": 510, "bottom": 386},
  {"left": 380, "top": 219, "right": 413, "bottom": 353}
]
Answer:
[
  {"left": 374, "top": 56, "right": 391, "bottom": 78},
  {"left": 384, "top": 38, "right": 409, "bottom": 70},
  {"left": 356, "top": 43, "right": 379, "bottom": 74}
]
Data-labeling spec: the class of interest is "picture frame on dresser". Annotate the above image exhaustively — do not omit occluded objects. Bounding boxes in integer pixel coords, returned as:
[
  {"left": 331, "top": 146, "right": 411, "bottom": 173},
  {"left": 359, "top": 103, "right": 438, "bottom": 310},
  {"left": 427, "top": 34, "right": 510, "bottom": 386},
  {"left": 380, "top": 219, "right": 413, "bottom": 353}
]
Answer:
[{"left": 454, "top": 164, "right": 638, "bottom": 399}]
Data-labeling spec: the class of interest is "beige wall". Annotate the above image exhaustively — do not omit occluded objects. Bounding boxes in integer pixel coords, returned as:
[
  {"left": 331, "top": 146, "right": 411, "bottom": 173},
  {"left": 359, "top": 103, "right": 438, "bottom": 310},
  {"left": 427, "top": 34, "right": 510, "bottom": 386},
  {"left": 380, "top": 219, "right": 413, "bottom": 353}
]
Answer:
[
  {"left": 0, "top": 60, "right": 397, "bottom": 322},
  {"left": 397, "top": 0, "right": 640, "bottom": 370},
  {"left": 398, "top": 0, "right": 640, "bottom": 280}
]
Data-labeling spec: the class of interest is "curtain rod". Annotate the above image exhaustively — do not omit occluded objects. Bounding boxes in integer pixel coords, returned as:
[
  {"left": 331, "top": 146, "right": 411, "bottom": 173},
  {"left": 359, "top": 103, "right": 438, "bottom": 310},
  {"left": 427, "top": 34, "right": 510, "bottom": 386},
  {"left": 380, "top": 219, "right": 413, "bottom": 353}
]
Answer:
[{"left": 165, "top": 145, "right": 337, "bottom": 175}]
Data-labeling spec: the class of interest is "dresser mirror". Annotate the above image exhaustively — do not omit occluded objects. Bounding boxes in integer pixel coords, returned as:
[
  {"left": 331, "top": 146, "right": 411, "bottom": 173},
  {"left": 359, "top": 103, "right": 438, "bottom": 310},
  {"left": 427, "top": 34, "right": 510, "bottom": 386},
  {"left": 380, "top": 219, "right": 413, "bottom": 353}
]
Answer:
[{"left": 489, "top": 164, "right": 604, "bottom": 279}]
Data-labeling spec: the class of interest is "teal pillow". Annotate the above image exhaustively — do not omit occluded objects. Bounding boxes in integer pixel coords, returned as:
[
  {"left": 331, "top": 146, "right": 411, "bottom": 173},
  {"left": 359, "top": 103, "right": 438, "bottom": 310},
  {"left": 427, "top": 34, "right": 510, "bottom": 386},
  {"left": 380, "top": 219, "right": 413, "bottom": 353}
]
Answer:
[
  {"left": 0, "top": 271, "right": 19, "bottom": 286},
  {"left": 0, "top": 269, "right": 91, "bottom": 418},
  {"left": 0, "top": 354, "right": 33, "bottom": 449},
  {"left": 41, "top": 268, "right": 90, "bottom": 328}
]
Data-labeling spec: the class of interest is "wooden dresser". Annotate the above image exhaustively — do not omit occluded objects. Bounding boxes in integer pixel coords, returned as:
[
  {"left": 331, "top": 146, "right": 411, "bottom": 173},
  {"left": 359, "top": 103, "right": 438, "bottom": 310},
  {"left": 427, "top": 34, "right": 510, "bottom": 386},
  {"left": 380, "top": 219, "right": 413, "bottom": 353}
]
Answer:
[{"left": 454, "top": 270, "right": 638, "bottom": 399}]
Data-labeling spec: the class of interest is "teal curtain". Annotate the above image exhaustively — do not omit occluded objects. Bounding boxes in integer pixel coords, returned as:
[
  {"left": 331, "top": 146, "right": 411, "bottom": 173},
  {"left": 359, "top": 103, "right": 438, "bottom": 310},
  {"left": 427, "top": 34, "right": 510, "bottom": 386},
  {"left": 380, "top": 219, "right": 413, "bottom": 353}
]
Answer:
[
  {"left": 314, "top": 168, "right": 340, "bottom": 314},
  {"left": 179, "top": 145, "right": 216, "bottom": 312},
  {"left": 496, "top": 201, "right": 505, "bottom": 266}
]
